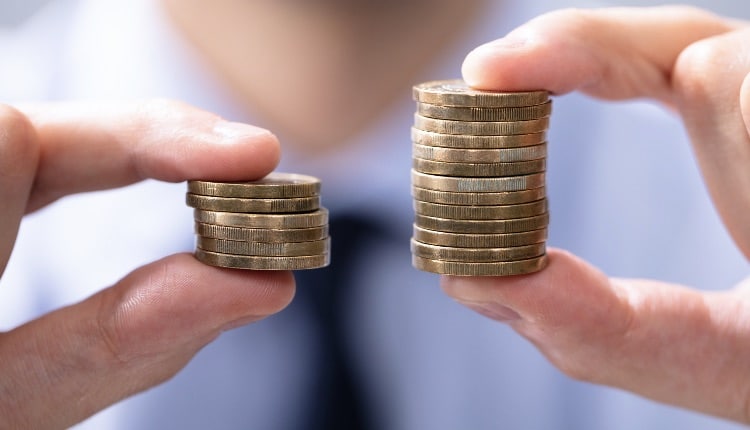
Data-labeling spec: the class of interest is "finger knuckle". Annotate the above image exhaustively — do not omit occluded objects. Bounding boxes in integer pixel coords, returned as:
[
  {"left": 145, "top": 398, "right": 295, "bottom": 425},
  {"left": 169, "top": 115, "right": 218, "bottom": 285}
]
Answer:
[
  {"left": 673, "top": 37, "right": 734, "bottom": 104},
  {"left": 0, "top": 104, "right": 39, "bottom": 174}
]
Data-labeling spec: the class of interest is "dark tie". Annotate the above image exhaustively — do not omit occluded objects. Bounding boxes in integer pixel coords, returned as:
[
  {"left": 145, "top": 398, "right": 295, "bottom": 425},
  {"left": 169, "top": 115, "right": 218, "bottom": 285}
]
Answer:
[{"left": 292, "top": 213, "right": 392, "bottom": 430}]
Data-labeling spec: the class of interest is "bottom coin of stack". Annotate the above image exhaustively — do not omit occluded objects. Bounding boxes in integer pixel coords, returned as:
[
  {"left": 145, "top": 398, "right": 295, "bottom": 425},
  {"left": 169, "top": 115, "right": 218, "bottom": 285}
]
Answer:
[
  {"left": 186, "top": 173, "right": 330, "bottom": 270},
  {"left": 410, "top": 80, "right": 550, "bottom": 276}
]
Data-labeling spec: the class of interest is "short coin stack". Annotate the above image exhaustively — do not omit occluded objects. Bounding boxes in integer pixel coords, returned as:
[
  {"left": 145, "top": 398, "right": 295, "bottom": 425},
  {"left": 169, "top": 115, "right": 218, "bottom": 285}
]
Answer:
[
  {"left": 410, "top": 79, "right": 550, "bottom": 276},
  {"left": 187, "top": 173, "right": 330, "bottom": 270}
]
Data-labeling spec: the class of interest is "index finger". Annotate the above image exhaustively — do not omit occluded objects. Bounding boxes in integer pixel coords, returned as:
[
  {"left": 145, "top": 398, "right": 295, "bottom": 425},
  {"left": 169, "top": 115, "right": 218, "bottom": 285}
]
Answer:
[
  {"left": 16, "top": 99, "right": 280, "bottom": 212},
  {"left": 461, "top": 6, "right": 739, "bottom": 103}
]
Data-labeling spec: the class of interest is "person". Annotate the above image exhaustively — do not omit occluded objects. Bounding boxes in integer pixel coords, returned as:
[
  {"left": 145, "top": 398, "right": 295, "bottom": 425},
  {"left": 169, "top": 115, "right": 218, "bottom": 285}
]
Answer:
[{"left": 0, "top": 1, "right": 747, "bottom": 429}]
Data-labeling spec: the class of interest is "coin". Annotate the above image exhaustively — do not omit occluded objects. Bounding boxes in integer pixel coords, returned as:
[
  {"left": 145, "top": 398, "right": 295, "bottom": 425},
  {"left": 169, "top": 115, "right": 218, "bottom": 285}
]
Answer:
[
  {"left": 413, "top": 142, "right": 547, "bottom": 163},
  {"left": 416, "top": 101, "right": 552, "bottom": 121},
  {"left": 411, "top": 186, "right": 546, "bottom": 205},
  {"left": 194, "top": 208, "right": 329, "bottom": 229},
  {"left": 195, "top": 249, "right": 330, "bottom": 270},
  {"left": 415, "top": 213, "right": 549, "bottom": 234},
  {"left": 187, "top": 173, "right": 320, "bottom": 198},
  {"left": 411, "top": 128, "right": 547, "bottom": 149},
  {"left": 412, "top": 254, "right": 548, "bottom": 276},
  {"left": 414, "top": 199, "right": 547, "bottom": 220},
  {"left": 412, "top": 158, "right": 546, "bottom": 177},
  {"left": 413, "top": 225, "right": 547, "bottom": 247},
  {"left": 413, "top": 80, "right": 549, "bottom": 107},
  {"left": 410, "top": 239, "right": 546, "bottom": 262},
  {"left": 411, "top": 170, "right": 545, "bottom": 193},
  {"left": 196, "top": 237, "right": 330, "bottom": 257},
  {"left": 186, "top": 193, "right": 320, "bottom": 213},
  {"left": 195, "top": 222, "right": 329, "bottom": 242},
  {"left": 414, "top": 114, "right": 549, "bottom": 136}
]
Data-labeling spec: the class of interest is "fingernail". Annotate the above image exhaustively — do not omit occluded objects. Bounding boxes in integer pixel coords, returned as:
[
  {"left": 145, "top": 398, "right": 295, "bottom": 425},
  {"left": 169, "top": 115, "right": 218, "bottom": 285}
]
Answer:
[
  {"left": 213, "top": 121, "right": 272, "bottom": 140},
  {"left": 459, "top": 301, "right": 521, "bottom": 323}
]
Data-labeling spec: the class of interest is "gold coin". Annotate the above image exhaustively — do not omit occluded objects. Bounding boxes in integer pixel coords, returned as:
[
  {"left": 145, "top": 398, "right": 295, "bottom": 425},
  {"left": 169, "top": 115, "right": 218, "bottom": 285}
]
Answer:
[
  {"left": 187, "top": 173, "right": 320, "bottom": 198},
  {"left": 411, "top": 128, "right": 546, "bottom": 149},
  {"left": 196, "top": 237, "right": 330, "bottom": 257},
  {"left": 412, "top": 158, "right": 545, "bottom": 177},
  {"left": 411, "top": 170, "right": 545, "bottom": 193},
  {"left": 195, "top": 249, "right": 330, "bottom": 270},
  {"left": 410, "top": 239, "right": 545, "bottom": 262},
  {"left": 195, "top": 222, "right": 329, "bottom": 242},
  {"left": 416, "top": 101, "right": 552, "bottom": 121},
  {"left": 415, "top": 213, "right": 549, "bottom": 234},
  {"left": 194, "top": 208, "right": 329, "bottom": 229},
  {"left": 414, "top": 114, "right": 549, "bottom": 136},
  {"left": 413, "top": 142, "right": 547, "bottom": 163},
  {"left": 412, "top": 80, "right": 549, "bottom": 107},
  {"left": 412, "top": 254, "right": 548, "bottom": 276},
  {"left": 411, "top": 186, "right": 546, "bottom": 205},
  {"left": 186, "top": 193, "right": 319, "bottom": 213},
  {"left": 413, "top": 225, "right": 547, "bottom": 247},
  {"left": 414, "top": 199, "right": 547, "bottom": 220}
]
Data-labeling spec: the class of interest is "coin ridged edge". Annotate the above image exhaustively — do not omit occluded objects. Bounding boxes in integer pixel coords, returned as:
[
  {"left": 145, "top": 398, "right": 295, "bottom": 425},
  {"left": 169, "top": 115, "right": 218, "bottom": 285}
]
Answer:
[
  {"left": 410, "top": 239, "right": 546, "bottom": 262},
  {"left": 414, "top": 199, "right": 547, "bottom": 220},
  {"left": 416, "top": 100, "right": 552, "bottom": 121},
  {"left": 412, "top": 254, "right": 548, "bottom": 276},
  {"left": 415, "top": 213, "right": 549, "bottom": 234},
  {"left": 411, "top": 170, "right": 546, "bottom": 193},
  {"left": 414, "top": 114, "right": 550, "bottom": 136},
  {"left": 186, "top": 194, "right": 320, "bottom": 213},
  {"left": 411, "top": 128, "right": 547, "bottom": 148},
  {"left": 195, "top": 222, "right": 329, "bottom": 242},
  {"left": 412, "top": 158, "right": 546, "bottom": 177},
  {"left": 194, "top": 208, "right": 328, "bottom": 229},
  {"left": 413, "top": 225, "right": 547, "bottom": 247},
  {"left": 195, "top": 249, "right": 330, "bottom": 270},
  {"left": 196, "top": 237, "right": 331, "bottom": 257},
  {"left": 413, "top": 80, "right": 549, "bottom": 107},
  {"left": 413, "top": 142, "right": 547, "bottom": 163},
  {"left": 411, "top": 187, "right": 546, "bottom": 206}
]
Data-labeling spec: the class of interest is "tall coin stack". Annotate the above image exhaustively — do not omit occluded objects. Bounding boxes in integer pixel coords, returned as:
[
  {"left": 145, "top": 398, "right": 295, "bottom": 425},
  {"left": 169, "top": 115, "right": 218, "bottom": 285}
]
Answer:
[
  {"left": 410, "top": 80, "right": 550, "bottom": 276},
  {"left": 186, "top": 173, "right": 330, "bottom": 270}
]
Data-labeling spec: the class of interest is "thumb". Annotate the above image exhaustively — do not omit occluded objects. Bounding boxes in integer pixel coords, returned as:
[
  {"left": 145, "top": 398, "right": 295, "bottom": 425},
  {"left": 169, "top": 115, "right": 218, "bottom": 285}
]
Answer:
[
  {"left": 0, "top": 253, "right": 294, "bottom": 429},
  {"left": 441, "top": 249, "right": 750, "bottom": 423}
]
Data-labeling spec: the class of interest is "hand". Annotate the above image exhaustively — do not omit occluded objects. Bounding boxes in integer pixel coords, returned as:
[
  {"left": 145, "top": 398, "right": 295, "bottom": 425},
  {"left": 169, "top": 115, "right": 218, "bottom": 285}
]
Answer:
[
  {"left": 442, "top": 6, "right": 750, "bottom": 423},
  {"left": 0, "top": 100, "right": 295, "bottom": 429}
]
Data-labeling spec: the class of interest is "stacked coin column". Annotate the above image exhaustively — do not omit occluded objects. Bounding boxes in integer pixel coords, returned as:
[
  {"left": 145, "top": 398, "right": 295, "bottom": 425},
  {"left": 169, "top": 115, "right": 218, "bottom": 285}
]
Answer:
[
  {"left": 187, "top": 173, "right": 330, "bottom": 270},
  {"left": 410, "top": 80, "right": 550, "bottom": 276}
]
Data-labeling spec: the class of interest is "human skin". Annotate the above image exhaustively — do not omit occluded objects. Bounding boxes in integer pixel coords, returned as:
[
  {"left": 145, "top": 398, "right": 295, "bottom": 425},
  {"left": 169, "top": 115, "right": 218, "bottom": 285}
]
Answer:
[
  {"left": 0, "top": 101, "right": 295, "bottom": 429},
  {"left": 444, "top": 6, "right": 750, "bottom": 423}
]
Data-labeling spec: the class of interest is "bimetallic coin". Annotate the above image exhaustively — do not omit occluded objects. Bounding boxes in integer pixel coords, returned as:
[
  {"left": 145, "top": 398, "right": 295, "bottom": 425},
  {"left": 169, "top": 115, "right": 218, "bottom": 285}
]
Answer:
[
  {"left": 195, "top": 249, "right": 330, "bottom": 270},
  {"left": 416, "top": 101, "right": 551, "bottom": 121},
  {"left": 414, "top": 199, "right": 547, "bottom": 220},
  {"left": 188, "top": 173, "right": 320, "bottom": 198},
  {"left": 410, "top": 239, "right": 545, "bottom": 262},
  {"left": 194, "top": 208, "right": 328, "bottom": 229},
  {"left": 197, "top": 237, "right": 330, "bottom": 257},
  {"left": 412, "top": 254, "right": 548, "bottom": 276},
  {"left": 412, "top": 186, "right": 545, "bottom": 205},
  {"left": 411, "top": 128, "right": 546, "bottom": 149},
  {"left": 414, "top": 114, "right": 549, "bottom": 136},
  {"left": 413, "top": 80, "right": 549, "bottom": 107},
  {"left": 413, "top": 225, "right": 547, "bottom": 248},
  {"left": 412, "top": 158, "right": 545, "bottom": 177},
  {"left": 415, "top": 213, "right": 549, "bottom": 234},
  {"left": 411, "top": 170, "right": 545, "bottom": 193},
  {"left": 186, "top": 193, "right": 319, "bottom": 213},
  {"left": 413, "top": 142, "right": 547, "bottom": 163},
  {"left": 195, "top": 222, "right": 329, "bottom": 242}
]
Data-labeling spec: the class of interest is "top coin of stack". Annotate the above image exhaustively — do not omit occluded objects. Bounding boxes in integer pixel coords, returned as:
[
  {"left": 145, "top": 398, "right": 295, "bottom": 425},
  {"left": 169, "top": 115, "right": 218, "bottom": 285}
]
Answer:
[
  {"left": 186, "top": 173, "right": 330, "bottom": 270},
  {"left": 410, "top": 79, "right": 550, "bottom": 276}
]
